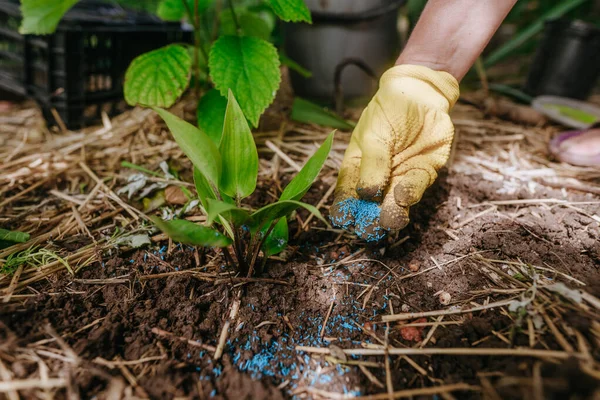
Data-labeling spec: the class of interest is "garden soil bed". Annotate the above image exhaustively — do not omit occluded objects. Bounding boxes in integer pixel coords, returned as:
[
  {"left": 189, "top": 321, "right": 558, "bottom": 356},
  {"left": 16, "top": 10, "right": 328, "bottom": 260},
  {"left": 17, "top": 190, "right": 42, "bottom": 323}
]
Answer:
[{"left": 1, "top": 95, "right": 600, "bottom": 399}]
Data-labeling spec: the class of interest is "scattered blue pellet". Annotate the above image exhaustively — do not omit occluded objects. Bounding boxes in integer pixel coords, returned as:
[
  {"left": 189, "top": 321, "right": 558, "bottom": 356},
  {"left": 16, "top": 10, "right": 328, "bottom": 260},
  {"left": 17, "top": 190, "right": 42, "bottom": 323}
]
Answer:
[{"left": 330, "top": 198, "right": 387, "bottom": 242}]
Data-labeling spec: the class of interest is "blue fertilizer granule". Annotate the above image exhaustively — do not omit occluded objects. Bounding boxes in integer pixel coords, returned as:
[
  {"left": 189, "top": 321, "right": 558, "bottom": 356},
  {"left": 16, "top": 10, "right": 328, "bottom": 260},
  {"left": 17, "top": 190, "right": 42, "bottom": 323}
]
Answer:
[{"left": 330, "top": 198, "right": 388, "bottom": 242}]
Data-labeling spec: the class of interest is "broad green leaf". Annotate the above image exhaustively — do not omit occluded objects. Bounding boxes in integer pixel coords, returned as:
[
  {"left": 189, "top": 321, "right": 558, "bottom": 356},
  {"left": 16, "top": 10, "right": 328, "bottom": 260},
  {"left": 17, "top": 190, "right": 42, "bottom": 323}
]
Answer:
[
  {"left": 220, "top": 9, "right": 272, "bottom": 40},
  {"left": 251, "top": 200, "right": 327, "bottom": 230},
  {"left": 489, "top": 84, "right": 533, "bottom": 105},
  {"left": 209, "top": 36, "right": 281, "bottom": 127},
  {"left": 0, "top": 229, "right": 30, "bottom": 243},
  {"left": 193, "top": 167, "right": 217, "bottom": 209},
  {"left": 150, "top": 217, "right": 231, "bottom": 247},
  {"left": 484, "top": 0, "right": 588, "bottom": 67},
  {"left": 291, "top": 98, "right": 355, "bottom": 130},
  {"left": 262, "top": 218, "right": 288, "bottom": 257},
  {"left": 219, "top": 90, "right": 259, "bottom": 199},
  {"left": 280, "top": 53, "right": 312, "bottom": 78},
  {"left": 19, "top": 0, "right": 79, "bottom": 34},
  {"left": 267, "top": 0, "right": 311, "bottom": 23},
  {"left": 153, "top": 108, "right": 221, "bottom": 186},
  {"left": 197, "top": 89, "right": 228, "bottom": 145},
  {"left": 125, "top": 44, "right": 191, "bottom": 108},
  {"left": 206, "top": 199, "right": 251, "bottom": 226},
  {"left": 157, "top": 0, "right": 187, "bottom": 20},
  {"left": 157, "top": 0, "right": 212, "bottom": 20},
  {"left": 280, "top": 131, "right": 334, "bottom": 201}
]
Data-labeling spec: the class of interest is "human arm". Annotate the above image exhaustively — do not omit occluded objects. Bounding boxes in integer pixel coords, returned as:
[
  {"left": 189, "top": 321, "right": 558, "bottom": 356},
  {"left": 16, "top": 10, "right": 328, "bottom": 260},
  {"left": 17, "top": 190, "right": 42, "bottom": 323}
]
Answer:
[
  {"left": 331, "top": 0, "right": 517, "bottom": 240},
  {"left": 398, "top": 0, "right": 518, "bottom": 80}
]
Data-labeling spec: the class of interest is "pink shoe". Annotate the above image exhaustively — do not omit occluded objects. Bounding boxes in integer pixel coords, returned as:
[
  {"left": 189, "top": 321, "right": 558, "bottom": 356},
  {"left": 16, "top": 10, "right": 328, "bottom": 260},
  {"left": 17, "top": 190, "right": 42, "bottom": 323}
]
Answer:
[{"left": 549, "top": 124, "right": 600, "bottom": 167}]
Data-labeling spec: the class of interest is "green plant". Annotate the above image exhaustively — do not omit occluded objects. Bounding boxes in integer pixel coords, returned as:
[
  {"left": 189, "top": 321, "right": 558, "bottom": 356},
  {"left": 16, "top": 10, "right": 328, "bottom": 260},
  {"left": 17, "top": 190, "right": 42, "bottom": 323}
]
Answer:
[
  {"left": 19, "top": 0, "right": 312, "bottom": 129},
  {"left": 151, "top": 90, "right": 333, "bottom": 276},
  {"left": 0, "top": 228, "right": 30, "bottom": 250},
  {"left": 18, "top": 0, "right": 329, "bottom": 275}
]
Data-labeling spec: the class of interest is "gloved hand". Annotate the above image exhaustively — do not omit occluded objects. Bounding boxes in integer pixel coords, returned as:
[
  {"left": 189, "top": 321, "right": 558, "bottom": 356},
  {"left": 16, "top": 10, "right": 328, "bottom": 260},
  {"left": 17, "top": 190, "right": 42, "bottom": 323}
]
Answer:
[{"left": 330, "top": 64, "right": 460, "bottom": 241}]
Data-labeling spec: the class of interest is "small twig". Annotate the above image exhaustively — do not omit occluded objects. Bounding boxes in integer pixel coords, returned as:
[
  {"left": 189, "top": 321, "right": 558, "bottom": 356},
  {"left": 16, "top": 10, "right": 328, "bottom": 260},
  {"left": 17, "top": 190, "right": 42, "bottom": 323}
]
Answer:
[
  {"left": 214, "top": 289, "right": 242, "bottom": 360},
  {"left": 320, "top": 298, "right": 336, "bottom": 339},
  {"left": 296, "top": 346, "right": 587, "bottom": 360},
  {"left": 381, "top": 298, "right": 516, "bottom": 322},
  {"left": 151, "top": 327, "right": 216, "bottom": 352},
  {"left": 265, "top": 140, "right": 302, "bottom": 171},
  {"left": 291, "top": 383, "right": 478, "bottom": 400},
  {"left": 93, "top": 355, "right": 166, "bottom": 368}
]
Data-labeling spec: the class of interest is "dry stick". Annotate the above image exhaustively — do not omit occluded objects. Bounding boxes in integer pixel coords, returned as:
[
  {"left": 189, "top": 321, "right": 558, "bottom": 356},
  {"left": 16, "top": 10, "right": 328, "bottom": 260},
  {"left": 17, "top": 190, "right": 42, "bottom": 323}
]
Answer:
[
  {"left": 381, "top": 298, "right": 516, "bottom": 322},
  {"left": 420, "top": 316, "right": 443, "bottom": 348},
  {"left": 2, "top": 264, "right": 24, "bottom": 304},
  {"left": 214, "top": 289, "right": 242, "bottom": 360},
  {"left": 265, "top": 140, "right": 302, "bottom": 171},
  {"left": 292, "top": 383, "right": 478, "bottom": 400},
  {"left": 295, "top": 346, "right": 586, "bottom": 360},
  {"left": 541, "top": 311, "right": 574, "bottom": 353},
  {"left": 454, "top": 206, "right": 496, "bottom": 229},
  {"left": 358, "top": 364, "right": 385, "bottom": 388},
  {"left": 301, "top": 180, "right": 336, "bottom": 230},
  {"left": 151, "top": 328, "right": 216, "bottom": 352},
  {"left": 0, "top": 379, "right": 67, "bottom": 392},
  {"left": 0, "top": 176, "right": 53, "bottom": 208},
  {"left": 581, "top": 292, "right": 600, "bottom": 310},
  {"left": 320, "top": 298, "right": 336, "bottom": 339},
  {"left": 78, "top": 161, "right": 140, "bottom": 220},
  {"left": 0, "top": 359, "right": 18, "bottom": 400},
  {"left": 93, "top": 356, "right": 166, "bottom": 368}
]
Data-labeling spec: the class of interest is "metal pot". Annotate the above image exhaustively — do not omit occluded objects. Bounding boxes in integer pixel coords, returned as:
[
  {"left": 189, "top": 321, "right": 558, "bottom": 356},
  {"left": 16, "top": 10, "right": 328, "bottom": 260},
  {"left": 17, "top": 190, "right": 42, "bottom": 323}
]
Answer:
[{"left": 283, "top": 0, "right": 405, "bottom": 105}]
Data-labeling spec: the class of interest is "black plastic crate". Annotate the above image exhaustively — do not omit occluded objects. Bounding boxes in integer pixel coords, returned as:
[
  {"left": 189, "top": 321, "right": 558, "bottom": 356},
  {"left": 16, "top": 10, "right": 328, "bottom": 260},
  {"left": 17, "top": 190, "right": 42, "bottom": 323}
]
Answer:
[{"left": 0, "top": 0, "right": 191, "bottom": 128}]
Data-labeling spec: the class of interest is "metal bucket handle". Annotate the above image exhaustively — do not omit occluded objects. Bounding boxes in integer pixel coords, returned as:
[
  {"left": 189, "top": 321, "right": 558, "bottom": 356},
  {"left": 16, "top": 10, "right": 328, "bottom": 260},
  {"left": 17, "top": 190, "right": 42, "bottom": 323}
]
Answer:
[
  {"left": 311, "top": 0, "right": 406, "bottom": 22},
  {"left": 333, "top": 58, "right": 378, "bottom": 114}
]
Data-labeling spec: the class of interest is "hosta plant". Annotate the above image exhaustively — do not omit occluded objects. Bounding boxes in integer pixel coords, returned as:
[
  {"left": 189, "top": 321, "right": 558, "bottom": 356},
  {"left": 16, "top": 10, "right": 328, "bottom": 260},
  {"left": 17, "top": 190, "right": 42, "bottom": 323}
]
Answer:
[{"left": 152, "top": 90, "right": 333, "bottom": 276}]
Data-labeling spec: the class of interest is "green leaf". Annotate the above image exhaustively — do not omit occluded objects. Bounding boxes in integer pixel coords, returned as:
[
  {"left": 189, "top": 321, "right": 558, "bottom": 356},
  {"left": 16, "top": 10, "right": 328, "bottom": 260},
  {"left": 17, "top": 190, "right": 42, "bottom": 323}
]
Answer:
[
  {"left": 0, "top": 229, "right": 30, "bottom": 243},
  {"left": 150, "top": 217, "right": 231, "bottom": 247},
  {"left": 280, "top": 53, "right": 312, "bottom": 78},
  {"left": 488, "top": 84, "right": 533, "bottom": 105},
  {"left": 197, "top": 89, "right": 228, "bottom": 145},
  {"left": 267, "top": 0, "right": 311, "bottom": 23},
  {"left": 291, "top": 98, "right": 355, "bottom": 130},
  {"left": 262, "top": 218, "right": 288, "bottom": 257},
  {"left": 251, "top": 200, "right": 327, "bottom": 230},
  {"left": 157, "top": 0, "right": 212, "bottom": 21},
  {"left": 219, "top": 90, "right": 259, "bottom": 199},
  {"left": 209, "top": 36, "right": 281, "bottom": 127},
  {"left": 280, "top": 131, "right": 334, "bottom": 201},
  {"left": 206, "top": 199, "right": 252, "bottom": 225},
  {"left": 193, "top": 167, "right": 217, "bottom": 209},
  {"left": 483, "top": 0, "right": 588, "bottom": 67},
  {"left": 19, "top": 0, "right": 79, "bottom": 34},
  {"left": 153, "top": 107, "right": 221, "bottom": 186},
  {"left": 125, "top": 44, "right": 192, "bottom": 108},
  {"left": 220, "top": 9, "right": 272, "bottom": 40}
]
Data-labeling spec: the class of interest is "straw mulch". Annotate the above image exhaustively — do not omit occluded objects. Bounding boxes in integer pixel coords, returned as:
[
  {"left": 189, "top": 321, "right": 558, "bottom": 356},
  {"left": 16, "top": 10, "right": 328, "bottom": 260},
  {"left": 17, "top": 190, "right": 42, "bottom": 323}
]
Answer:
[{"left": 1, "top": 91, "right": 600, "bottom": 398}]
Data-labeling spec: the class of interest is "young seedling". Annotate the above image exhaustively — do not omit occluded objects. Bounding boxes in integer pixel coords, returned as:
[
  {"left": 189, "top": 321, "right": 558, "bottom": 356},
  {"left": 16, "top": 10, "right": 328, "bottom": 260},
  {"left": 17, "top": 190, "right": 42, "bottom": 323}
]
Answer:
[{"left": 151, "top": 90, "right": 334, "bottom": 276}]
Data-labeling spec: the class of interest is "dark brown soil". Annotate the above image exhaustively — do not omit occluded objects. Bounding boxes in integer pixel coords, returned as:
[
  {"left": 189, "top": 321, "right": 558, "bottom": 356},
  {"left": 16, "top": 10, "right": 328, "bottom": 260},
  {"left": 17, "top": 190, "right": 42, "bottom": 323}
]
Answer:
[{"left": 2, "top": 172, "right": 600, "bottom": 399}]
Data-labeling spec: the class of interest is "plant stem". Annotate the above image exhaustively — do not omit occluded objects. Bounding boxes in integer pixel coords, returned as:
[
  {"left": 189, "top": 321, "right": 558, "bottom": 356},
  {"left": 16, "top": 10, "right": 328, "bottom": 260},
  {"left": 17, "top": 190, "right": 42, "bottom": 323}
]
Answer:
[
  {"left": 226, "top": 0, "right": 241, "bottom": 33},
  {"left": 247, "top": 221, "right": 277, "bottom": 277},
  {"left": 232, "top": 228, "right": 247, "bottom": 274},
  {"left": 193, "top": 0, "right": 201, "bottom": 97},
  {"left": 212, "top": 0, "right": 222, "bottom": 40}
]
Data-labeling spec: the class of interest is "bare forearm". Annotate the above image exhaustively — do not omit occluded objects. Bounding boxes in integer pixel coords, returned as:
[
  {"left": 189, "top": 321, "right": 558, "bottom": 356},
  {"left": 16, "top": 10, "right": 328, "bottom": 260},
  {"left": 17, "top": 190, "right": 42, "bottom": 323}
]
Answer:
[{"left": 396, "top": 0, "right": 517, "bottom": 80}]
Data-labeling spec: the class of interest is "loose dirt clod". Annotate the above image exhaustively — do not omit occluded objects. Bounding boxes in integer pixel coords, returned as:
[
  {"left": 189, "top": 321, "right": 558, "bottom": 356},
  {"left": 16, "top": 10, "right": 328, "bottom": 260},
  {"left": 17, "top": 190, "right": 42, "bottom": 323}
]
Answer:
[
  {"left": 408, "top": 260, "right": 420, "bottom": 272},
  {"left": 438, "top": 291, "right": 452, "bottom": 305}
]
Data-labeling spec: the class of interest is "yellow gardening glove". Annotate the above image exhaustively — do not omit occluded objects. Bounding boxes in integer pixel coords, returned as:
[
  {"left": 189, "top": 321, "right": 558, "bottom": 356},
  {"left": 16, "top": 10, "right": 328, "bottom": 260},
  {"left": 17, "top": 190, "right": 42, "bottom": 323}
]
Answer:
[{"left": 330, "top": 64, "right": 460, "bottom": 241}]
